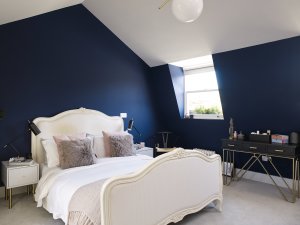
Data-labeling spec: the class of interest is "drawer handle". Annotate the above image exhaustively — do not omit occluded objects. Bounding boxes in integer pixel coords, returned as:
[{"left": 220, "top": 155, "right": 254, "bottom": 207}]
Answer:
[
  {"left": 249, "top": 146, "right": 257, "bottom": 150},
  {"left": 228, "top": 144, "right": 235, "bottom": 147},
  {"left": 275, "top": 149, "right": 284, "bottom": 152}
]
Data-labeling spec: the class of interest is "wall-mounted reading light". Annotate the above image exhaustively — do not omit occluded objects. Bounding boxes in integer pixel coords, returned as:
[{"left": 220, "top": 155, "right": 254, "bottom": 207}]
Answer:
[
  {"left": 127, "top": 118, "right": 141, "bottom": 137},
  {"left": 2, "top": 120, "right": 41, "bottom": 159}
]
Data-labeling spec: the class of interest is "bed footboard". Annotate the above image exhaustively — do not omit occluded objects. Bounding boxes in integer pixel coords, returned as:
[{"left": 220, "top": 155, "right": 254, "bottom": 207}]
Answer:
[{"left": 101, "top": 148, "right": 223, "bottom": 225}]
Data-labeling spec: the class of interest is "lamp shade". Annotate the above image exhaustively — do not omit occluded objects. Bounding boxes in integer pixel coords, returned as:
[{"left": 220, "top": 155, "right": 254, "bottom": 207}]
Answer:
[
  {"left": 128, "top": 119, "right": 134, "bottom": 131},
  {"left": 172, "top": 0, "right": 203, "bottom": 23},
  {"left": 28, "top": 120, "right": 41, "bottom": 136}
]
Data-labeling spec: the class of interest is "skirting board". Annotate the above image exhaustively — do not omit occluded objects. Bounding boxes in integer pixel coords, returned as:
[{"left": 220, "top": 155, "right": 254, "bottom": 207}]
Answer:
[
  {"left": 235, "top": 169, "right": 294, "bottom": 188},
  {"left": 0, "top": 186, "right": 27, "bottom": 199}
]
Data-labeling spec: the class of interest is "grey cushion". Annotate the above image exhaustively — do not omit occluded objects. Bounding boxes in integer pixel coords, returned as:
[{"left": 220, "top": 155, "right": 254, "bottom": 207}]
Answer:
[
  {"left": 57, "top": 138, "right": 94, "bottom": 169},
  {"left": 109, "top": 134, "right": 135, "bottom": 157}
]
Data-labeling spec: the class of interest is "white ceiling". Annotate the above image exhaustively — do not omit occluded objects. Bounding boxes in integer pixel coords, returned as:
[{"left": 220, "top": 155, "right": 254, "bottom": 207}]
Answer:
[
  {"left": 0, "top": 0, "right": 83, "bottom": 26},
  {"left": 1, "top": 1, "right": 300, "bottom": 67}
]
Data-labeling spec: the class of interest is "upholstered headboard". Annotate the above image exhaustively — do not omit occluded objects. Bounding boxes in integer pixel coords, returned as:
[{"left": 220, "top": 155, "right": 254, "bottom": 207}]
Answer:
[{"left": 31, "top": 108, "right": 124, "bottom": 164}]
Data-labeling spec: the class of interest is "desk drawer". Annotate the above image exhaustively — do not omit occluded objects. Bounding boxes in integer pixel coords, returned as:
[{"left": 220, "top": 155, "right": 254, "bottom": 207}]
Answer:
[
  {"left": 243, "top": 142, "right": 266, "bottom": 153},
  {"left": 222, "top": 140, "right": 240, "bottom": 150},
  {"left": 267, "top": 145, "right": 296, "bottom": 156}
]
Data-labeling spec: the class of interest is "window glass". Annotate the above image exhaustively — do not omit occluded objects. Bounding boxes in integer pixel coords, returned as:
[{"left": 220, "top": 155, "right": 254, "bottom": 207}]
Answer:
[
  {"left": 186, "top": 91, "right": 223, "bottom": 116},
  {"left": 184, "top": 66, "right": 223, "bottom": 120},
  {"left": 185, "top": 70, "right": 218, "bottom": 91}
]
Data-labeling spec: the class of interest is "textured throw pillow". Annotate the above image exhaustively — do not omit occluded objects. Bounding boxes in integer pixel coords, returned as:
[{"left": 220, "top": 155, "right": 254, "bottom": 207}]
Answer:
[
  {"left": 103, "top": 131, "right": 127, "bottom": 157},
  {"left": 103, "top": 131, "right": 135, "bottom": 157},
  {"left": 86, "top": 134, "right": 105, "bottom": 158},
  {"left": 56, "top": 138, "right": 94, "bottom": 169},
  {"left": 41, "top": 133, "right": 87, "bottom": 168}
]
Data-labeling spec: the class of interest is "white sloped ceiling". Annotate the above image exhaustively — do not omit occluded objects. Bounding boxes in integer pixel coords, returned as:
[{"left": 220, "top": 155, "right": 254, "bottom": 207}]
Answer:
[
  {"left": 83, "top": 0, "right": 300, "bottom": 67},
  {"left": 1, "top": 1, "right": 300, "bottom": 67},
  {"left": 0, "top": 0, "right": 83, "bottom": 26}
]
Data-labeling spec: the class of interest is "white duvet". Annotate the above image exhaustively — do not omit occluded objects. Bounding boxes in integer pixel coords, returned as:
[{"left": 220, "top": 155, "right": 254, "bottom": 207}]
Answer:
[{"left": 35, "top": 155, "right": 153, "bottom": 223}]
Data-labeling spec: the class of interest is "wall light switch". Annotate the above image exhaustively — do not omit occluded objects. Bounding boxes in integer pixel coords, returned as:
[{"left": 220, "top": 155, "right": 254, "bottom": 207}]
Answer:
[{"left": 120, "top": 113, "right": 127, "bottom": 118}]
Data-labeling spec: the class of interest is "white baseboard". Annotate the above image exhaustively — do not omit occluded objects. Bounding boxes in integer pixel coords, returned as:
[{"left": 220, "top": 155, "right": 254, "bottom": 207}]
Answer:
[
  {"left": 234, "top": 169, "right": 295, "bottom": 188},
  {"left": 0, "top": 186, "right": 27, "bottom": 198}
]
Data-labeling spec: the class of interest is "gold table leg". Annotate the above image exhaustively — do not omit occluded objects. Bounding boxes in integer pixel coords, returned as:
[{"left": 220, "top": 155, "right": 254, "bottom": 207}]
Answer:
[
  {"left": 235, "top": 154, "right": 260, "bottom": 180},
  {"left": 223, "top": 149, "right": 235, "bottom": 185},
  {"left": 225, "top": 149, "right": 229, "bottom": 185},
  {"left": 27, "top": 185, "right": 30, "bottom": 195},
  {"left": 292, "top": 158, "right": 295, "bottom": 202},
  {"left": 32, "top": 184, "right": 36, "bottom": 195},
  {"left": 8, "top": 189, "right": 12, "bottom": 209},
  {"left": 295, "top": 158, "right": 299, "bottom": 198}
]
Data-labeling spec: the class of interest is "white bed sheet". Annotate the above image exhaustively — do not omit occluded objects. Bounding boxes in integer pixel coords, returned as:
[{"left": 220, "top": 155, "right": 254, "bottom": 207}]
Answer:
[{"left": 35, "top": 155, "right": 153, "bottom": 222}]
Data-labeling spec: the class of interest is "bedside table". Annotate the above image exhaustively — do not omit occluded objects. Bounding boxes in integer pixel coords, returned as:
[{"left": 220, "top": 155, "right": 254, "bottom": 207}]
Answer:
[
  {"left": 1, "top": 161, "right": 39, "bottom": 208},
  {"left": 136, "top": 147, "right": 153, "bottom": 157}
]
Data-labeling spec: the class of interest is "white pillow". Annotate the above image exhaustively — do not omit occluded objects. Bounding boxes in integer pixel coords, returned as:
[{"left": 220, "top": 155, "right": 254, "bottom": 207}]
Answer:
[
  {"left": 41, "top": 139, "right": 59, "bottom": 168},
  {"left": 86, "top": 134, "right": 105, "bottom": 158}
]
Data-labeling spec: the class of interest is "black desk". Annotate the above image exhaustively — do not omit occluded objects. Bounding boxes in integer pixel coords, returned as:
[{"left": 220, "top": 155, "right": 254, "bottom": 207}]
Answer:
[{"left": 222, "top": 139, "right": 300, "bottom": 203}]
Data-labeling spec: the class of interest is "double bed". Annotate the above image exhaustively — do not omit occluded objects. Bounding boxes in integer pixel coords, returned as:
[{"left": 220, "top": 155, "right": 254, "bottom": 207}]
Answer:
[{"left": 32, "top": 108, "right": 223, "bottom": 225}]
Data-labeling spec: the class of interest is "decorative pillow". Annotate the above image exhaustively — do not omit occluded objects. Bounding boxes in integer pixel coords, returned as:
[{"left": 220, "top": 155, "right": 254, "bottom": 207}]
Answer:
[
  {"left": 86, "top": 134, "right": 105, "bottom": 158},
  {"left": 102, "top": 131, "right": 129, "bottom": 157},
  {"left": 56, "top": 138, "right": 94, "bottom": 169},
  {"left": 103, "top": 131, "right": 135, "bottom": 157},
  {"left": 41, "top": 133, "right": 87, "bottom": 168}
]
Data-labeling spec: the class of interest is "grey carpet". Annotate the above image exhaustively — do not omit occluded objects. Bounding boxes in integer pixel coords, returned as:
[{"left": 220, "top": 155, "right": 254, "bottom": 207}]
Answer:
[{"left": 0, "top": 179, "right": 300, "bottom": 225}]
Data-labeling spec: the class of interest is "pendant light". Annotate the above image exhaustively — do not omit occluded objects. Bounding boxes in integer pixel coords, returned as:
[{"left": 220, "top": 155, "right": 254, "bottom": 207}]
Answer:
[{"left": 159, "top": 0, "right": 204, "bottom": 23}]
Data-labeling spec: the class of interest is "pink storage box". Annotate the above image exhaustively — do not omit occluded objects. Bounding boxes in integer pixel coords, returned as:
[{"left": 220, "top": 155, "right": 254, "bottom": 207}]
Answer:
[{"left": 271, "top": 134, "right": 289, "bottom": 144}]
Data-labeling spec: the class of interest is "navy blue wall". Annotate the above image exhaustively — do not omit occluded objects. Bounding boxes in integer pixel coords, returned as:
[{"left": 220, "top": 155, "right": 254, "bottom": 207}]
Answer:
[
  {"left": 0, "top": 5, "right": 158, "bottom": 161},
  {"left": 150, "top": 36, "right": 300, "bottom": 177},
  {"left": 214, "top": 36, "right": 300, "bottom": 135}
]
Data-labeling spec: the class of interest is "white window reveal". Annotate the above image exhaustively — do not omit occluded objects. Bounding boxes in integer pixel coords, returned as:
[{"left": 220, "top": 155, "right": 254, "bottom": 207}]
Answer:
[{"left": 170, "top": 55, "right": 224, "bottom": 120}]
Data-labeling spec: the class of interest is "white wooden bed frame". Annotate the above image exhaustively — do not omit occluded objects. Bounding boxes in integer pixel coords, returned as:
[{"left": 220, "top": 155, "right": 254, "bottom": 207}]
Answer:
[{"left": 31, "top": 108, "right": 223, "bottom": 225}]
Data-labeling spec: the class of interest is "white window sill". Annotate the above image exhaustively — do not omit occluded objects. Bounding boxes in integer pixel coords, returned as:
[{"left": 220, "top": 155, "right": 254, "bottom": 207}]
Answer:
[{"left": 189, "top": 114, "right": 224, "bottom": 120}]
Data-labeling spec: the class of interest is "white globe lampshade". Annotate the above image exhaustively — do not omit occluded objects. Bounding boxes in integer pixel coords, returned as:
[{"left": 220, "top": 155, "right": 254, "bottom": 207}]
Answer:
[{"left": 172, "top": 0, "right": 203, "bottom": 23}]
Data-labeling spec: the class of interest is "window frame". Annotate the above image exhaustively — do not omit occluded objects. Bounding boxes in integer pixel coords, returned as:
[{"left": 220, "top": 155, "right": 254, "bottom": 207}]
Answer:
[{"left": 184, "top": 66, "right": 224, "bottom": 120}]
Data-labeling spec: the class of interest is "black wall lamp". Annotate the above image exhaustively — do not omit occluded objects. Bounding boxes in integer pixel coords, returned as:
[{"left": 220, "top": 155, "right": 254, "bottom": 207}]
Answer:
[
  {"left": 127, "top": 118, "right": 141, "bottom": 137},
  {"left": 2, "top": 120, "right": 41, "bottom": 159}
]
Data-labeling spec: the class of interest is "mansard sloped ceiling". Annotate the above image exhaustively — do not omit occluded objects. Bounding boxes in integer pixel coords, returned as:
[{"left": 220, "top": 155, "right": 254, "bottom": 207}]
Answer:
[
  {"left": 1, "top": 1, "right": 300, "bottom": 67},
  {"left": 0, "top": 0, "right": 83, "bottom": 26}
]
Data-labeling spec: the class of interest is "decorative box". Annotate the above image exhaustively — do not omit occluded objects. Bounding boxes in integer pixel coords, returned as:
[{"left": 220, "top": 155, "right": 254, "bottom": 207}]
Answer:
[
  {"left": 271, "top": 134, "right": 289, "bottom": 144},
  {"left": 249, "top": 134, "right": 270, "bottom": 143}
]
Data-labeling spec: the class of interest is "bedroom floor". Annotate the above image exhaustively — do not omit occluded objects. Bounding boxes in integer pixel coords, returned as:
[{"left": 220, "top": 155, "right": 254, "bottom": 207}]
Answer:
[{"left": 0, "top": 179, "right": 300, "bottom": 225}]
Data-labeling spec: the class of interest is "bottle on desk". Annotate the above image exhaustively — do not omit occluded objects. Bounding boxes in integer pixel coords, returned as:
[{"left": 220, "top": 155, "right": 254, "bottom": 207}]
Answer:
[{"left": 233, "top": 131, "right": 237, "bottom": 139}]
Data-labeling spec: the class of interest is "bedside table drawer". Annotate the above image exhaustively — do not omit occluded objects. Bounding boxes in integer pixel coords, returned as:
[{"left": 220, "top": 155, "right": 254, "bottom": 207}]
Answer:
[
  {"left": 8, "top": 166, "right": 39, "bottom": 188},
  {"left": 267, "top": 145, "right": 296, "bottom": 156}
]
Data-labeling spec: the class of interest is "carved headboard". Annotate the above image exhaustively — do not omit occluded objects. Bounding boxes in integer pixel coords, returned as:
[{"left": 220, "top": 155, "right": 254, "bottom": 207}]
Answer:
[{"left": 31, "top": 108, "right": 123, "bottom": 164}]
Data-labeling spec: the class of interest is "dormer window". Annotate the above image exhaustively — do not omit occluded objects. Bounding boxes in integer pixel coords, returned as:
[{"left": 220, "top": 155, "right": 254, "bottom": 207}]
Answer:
[{"left": 171, "top": 55, "right": 224, "bottom": 120}]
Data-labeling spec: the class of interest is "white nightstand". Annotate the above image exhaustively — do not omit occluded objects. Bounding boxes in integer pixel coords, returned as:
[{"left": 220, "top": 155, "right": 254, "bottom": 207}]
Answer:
[
  {"left": 1, "top": 161, "right": 39, "bottom": 208},
  {"left": 136, "top": 147, "right": 153, "bottom": 157}
]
